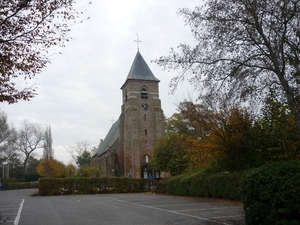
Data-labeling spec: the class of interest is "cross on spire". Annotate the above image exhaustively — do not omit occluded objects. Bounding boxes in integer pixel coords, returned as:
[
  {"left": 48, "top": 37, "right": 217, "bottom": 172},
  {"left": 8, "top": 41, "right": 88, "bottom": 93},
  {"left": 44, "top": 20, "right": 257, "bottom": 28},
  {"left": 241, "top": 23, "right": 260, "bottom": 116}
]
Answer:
[{"left": 134, "top": 33, "right": 142, "bottom": 51}]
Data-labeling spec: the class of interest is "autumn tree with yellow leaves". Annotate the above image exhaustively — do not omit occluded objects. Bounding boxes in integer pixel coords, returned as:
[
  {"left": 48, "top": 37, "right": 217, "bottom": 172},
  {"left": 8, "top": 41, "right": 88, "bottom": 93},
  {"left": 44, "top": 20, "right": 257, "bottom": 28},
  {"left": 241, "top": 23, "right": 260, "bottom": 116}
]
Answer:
[
  {"left": 37, "top": 158, "right": 65, "bottom": 178},
  {"left": 152, "top": 99, "right": 300, "bottom": 175}
]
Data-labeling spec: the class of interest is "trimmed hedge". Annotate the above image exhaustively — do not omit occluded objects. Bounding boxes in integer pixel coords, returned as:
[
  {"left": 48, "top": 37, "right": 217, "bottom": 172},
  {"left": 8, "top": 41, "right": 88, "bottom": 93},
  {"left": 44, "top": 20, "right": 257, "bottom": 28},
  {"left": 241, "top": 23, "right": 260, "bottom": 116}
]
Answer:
[
  {"left": 0, "top": 178, "right": 38, "bottom": 190},
  {"left": 38, "top": 177, "right": 147, "bottom": 196},
  {"left": 155, "top": 168, "right": 243, "bottom": 200},
  {"left": 241, "top": 161, "right": 300, "bottom": 225}
]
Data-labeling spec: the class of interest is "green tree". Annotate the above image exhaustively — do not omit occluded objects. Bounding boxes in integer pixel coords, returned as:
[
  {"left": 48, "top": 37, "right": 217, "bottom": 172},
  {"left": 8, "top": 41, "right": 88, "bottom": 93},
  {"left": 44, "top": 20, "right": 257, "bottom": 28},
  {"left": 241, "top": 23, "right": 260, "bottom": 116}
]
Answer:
[
  {"left": 254, "top": 99, "right": 300, "bottom": 163},
  {"left": 24, "top": 156, "right": 40, "bottom": 181},
  {"left": 0, "top": 0, "right": 90, "bottom": 103},
  {"left": 68, "top": 141, "right": 92, "bottom": 167},
  {"left": 151, "top": 133, "right": 189, "bottom": 176},
  {"left": 76, "top": 150, "right": 92, "bottom": 167},
  {"left": 155, "top": 0, "right": 300, "bottom": 135}
]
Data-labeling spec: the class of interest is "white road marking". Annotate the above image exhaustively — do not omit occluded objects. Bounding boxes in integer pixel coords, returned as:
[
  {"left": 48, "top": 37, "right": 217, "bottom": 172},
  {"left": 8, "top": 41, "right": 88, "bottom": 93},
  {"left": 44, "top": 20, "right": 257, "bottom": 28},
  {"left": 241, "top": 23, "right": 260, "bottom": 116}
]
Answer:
[
  {"left": 211, "top": 215, "right": 244, "bottom": 219},
  {"left": 14, "top": 199, "right": 24, "bottom": 225},
  {"left": 176, "top": 206, "right": 241, "bottom": 212},
  {"left": 108, "top": 197, "right": 231, "bottom": 225}
]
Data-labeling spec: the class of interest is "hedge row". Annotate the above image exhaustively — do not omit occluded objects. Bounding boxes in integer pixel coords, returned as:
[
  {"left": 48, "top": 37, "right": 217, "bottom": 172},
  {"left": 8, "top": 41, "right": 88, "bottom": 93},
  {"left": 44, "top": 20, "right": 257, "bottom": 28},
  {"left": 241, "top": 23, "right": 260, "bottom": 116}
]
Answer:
[
  {"left": 156, "top": 168, "right": 243, "bottom": 200},
  {"left": 38, "top": 177, "right": 148, "bottom": 196},
  {"left": 0, "top": 178, "right": 38, "bottom": 190},
  {"left": 241, "top": 161, "right": 300, "bottom": 225}
]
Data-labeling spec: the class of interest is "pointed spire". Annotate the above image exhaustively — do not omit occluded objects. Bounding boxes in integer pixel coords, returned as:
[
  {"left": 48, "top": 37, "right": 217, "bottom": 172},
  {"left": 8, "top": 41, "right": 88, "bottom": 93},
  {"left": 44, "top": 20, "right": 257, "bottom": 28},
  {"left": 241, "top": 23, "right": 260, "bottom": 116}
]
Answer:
[{"left": 125, "top": 51, "right": 159, "bottom": 82}]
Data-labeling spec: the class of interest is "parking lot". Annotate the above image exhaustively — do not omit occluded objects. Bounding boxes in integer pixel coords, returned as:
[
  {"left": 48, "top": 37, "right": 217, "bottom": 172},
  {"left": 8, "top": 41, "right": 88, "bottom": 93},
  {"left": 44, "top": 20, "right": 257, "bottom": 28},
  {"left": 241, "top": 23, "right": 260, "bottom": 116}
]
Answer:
[{"left": 0, "top": 189, "right": 245, "bottom": 225}]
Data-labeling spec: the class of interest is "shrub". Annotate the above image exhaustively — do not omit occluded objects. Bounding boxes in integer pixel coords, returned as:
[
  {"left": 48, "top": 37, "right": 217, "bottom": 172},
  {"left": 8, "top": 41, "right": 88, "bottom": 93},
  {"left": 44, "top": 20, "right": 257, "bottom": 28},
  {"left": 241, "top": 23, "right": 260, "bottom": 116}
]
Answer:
[
  {"left": 38, "top": 177, "right": 147, "bottom": 196},
  {"left": 156, "top": 168, "right": 243, "bottom": 200},
  {"left": 0, "top": 178, "right": 38, "bottom": 190},
  {"left": 241, "top": 161, "right": 300, "bottom": 225},
  {"left": 155, "top": 179, "right": 167, "bottom": 193}
]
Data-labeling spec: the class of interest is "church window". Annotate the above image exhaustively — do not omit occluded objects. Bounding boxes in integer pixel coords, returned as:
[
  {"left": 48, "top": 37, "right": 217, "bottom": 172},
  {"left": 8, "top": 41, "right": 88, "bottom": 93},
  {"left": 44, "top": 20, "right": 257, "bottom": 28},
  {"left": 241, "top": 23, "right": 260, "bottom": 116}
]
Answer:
[
  {"left": 141, "top": 88, "right": 148, "bottom": 99},
  {"left": 155, "top": 170, "right": 161, "bottom": 179},
  {"left": 145, "top": 129, "right": 147, "bottom": 135}
]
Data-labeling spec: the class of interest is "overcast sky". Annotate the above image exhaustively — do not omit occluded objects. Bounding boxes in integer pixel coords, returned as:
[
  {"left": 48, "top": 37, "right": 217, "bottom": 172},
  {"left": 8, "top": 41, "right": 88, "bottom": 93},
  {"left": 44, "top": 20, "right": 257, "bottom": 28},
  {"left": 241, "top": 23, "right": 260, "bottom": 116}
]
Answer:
[{"left": 1, "top": 0, "right": 202, "bottom": 164}]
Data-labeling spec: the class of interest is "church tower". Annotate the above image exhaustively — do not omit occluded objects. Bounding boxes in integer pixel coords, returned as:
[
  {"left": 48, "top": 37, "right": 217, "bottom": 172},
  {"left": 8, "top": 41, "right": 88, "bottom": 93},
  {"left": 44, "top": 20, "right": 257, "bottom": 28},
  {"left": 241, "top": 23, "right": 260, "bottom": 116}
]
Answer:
[{"left": 119, "top": 50, "right": 165, "bottom": 178}]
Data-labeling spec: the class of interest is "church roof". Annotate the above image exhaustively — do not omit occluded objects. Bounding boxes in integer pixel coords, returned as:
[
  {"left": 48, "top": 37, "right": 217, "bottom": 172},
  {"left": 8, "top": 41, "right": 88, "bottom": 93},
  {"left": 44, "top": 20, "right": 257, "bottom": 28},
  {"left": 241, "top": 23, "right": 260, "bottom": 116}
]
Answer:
[
  {"left": 94, "top": 119, "right": 120, "bottom": 157},
  {"left": 122, "top": 51, "right": 159, "bottom": 88}
]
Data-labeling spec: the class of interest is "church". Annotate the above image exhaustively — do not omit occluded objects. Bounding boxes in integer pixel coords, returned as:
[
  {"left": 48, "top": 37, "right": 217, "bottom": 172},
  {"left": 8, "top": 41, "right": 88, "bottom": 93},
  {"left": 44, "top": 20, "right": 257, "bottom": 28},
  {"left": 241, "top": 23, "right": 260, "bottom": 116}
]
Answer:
[{"left": 92, "top": 49, "right": 165, "bottom": 179}]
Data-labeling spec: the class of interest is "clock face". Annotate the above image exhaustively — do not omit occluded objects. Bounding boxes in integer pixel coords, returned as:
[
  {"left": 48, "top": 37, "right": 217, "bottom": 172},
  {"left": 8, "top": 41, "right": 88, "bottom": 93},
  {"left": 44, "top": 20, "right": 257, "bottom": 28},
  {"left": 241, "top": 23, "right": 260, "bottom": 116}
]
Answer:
[{"left": 141, "top": 103, "right": 149, "bottom": 111}]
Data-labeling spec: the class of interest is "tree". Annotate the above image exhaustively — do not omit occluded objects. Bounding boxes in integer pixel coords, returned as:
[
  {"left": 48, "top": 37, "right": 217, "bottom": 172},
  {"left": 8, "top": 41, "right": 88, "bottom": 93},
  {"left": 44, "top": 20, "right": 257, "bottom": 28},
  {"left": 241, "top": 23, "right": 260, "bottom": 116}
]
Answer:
[
  {"left": 166, "top": 101, "right": 216, "bottom": 169},
  {"left": 14, "top": 121, "right": 44, "bottom": 170},
  {"left": 210, "top": 107, "right": 257, "bottom": 172},
  {"left": 43, "top": 125, "right": 53, "bottom": 159},
  {"left": 37, "top": 158, "right": 65, "bottom": 178},
  {"left": 0, "top": 110, "right": 13, "bottom": 165},
  {"left": 77, "top": 165, "right": 100, "bottom": 177},
  {"left": 76, "top": 150, "right": 91, "bottom": 168},
  {"left": 0, "top": 0, "right": 90, "bottom": 103},
  {"left": 167, "top": 101, "right": 217, "bottom": 139},
  {"left": 65, "top": 163, "right": 76, "bottom": 177},
  {"left": 68, "top": 141, "right": 92, "bottom": 167},
  {"left": 155, "top": 0, "right": 300, "bottom": 134},
  {"left": 151, "top": 133, "right": 189, "bottom": 176},
  {"left": 253, "top": 99, "right": 300, "bottom": 163},
  {"left": 24, "top": 156, "right": 40, "bottom": 181}
]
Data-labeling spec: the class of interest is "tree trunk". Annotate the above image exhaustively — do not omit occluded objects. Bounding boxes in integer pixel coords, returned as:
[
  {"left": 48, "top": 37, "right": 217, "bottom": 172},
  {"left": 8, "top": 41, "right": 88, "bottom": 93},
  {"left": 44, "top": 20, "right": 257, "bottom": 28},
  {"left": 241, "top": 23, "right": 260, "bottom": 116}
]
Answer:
[
  {"left": 278, "top": 72, "right": 300, "bottom": 135},
  {"left": 286, "top": 93, "right": 300, "bottom": 136}
]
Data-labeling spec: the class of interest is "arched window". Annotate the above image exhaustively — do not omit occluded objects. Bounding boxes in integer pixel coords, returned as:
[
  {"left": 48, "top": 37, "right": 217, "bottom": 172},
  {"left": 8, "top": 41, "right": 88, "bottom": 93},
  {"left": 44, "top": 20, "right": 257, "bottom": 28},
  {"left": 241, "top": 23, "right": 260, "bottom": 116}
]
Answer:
[{"left": 141, "top": 88, "right": 148, "bottom": 99}]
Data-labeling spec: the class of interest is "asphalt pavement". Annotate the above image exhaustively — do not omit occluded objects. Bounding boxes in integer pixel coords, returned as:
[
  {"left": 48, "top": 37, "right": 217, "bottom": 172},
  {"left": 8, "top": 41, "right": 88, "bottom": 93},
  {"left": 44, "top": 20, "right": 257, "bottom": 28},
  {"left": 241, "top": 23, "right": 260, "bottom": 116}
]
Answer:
[{"left": 0, "top": 189, "right": 245, "bottom": 225}]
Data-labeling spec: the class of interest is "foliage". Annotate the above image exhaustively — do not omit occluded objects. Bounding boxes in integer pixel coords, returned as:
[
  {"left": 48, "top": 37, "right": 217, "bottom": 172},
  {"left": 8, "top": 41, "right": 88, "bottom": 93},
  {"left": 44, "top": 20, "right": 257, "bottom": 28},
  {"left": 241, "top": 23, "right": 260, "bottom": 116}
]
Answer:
[
  {"left": 210, "top": 107, "right": 258, "bottom": 172},
  {"left": 26, "top": 156, "right": 40, "bottom": 173},
  {"left": 0, "top": 0, "right": 89, "bottom": 103},
  {"left": 155, "top": 0, "right": 300, "bottom": 134},
  {"left": 43, "top": 125, "right": 53, "bottom": 159},
  {"left": 65, "top": 163, "right": 76, "bottom": 177},
  {"left": 168, "top": 101, "right": 216, "bottom": 139},
  {"left": 151, "top": 133, "right": 189, "bottom": 176},
  {"left": 155, "top": 100, "right": 300, "bottom": 174},
  {"left": 155, "top": 168, "right": 242, "bottom": 200},
  {"left": 38, "top": 177, "right": 147, "bottom": 196},
  {"left": 77, "top": 165, "right": 100, "bottom": 177},
  {"left": 253, "top": 99, "right": 300, "bottom": 164},
  {"left": 76, "top": 150, "right": 92, "bottom": 167},
  {"left": 153, "top": 102, "right": 214, "bottom": 174},
  {"left": 241, "top": 161, "right": 300, "bottom": 225},
  {"left": 23, "top": 172, "right": 40, "bottom": 182},
  {"left": 0, "top": 178, "right": 38, "bottom": 190},
  {"left": 23, "top": 156, "right": 40, "bottom": 181},
  {"left": 36, "top": 158, "right": 65, "bottom": 178},
  {"left": 68, "top": 142, "right": 92, "bottom": 167}
]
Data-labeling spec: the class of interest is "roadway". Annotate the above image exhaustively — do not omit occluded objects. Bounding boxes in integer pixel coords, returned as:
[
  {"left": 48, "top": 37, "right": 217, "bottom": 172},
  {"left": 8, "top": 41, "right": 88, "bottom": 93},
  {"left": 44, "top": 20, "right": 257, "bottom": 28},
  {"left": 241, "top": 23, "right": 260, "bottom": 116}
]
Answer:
[{"left": 0, "top": 189, "right": 245, "bottom": 225}]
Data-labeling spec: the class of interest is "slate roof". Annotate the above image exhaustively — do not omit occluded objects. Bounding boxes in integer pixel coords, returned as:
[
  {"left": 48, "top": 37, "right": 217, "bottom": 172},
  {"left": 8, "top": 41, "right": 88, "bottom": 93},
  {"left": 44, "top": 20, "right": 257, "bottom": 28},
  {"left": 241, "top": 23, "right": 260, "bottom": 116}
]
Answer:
[
  {"left": 94, "top": 119, "right": 120, "bottom": 157},
  {"left": 122, "top": 51, "right": 160, "bottom": 88}
]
